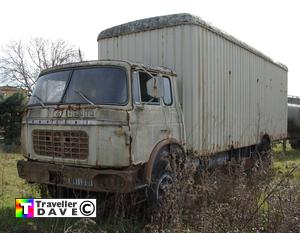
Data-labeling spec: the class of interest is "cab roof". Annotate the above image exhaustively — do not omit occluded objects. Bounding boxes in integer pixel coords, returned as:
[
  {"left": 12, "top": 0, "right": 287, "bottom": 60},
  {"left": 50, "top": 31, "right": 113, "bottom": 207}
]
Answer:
[{"left": 39, "top": 60, "right": 177, "bottom": 77}]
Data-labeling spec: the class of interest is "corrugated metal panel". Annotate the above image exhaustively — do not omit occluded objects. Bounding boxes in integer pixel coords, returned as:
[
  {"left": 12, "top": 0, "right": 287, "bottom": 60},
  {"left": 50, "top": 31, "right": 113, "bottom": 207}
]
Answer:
[{"left": 98, "top": 23, "right": 288, "bottom": 155}]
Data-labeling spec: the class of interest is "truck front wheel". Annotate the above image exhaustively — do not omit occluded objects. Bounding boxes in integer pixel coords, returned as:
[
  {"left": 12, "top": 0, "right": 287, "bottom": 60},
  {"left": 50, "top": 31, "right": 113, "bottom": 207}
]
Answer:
[{"left": 148, "top": 144, "right": 184, "bottom": 207}]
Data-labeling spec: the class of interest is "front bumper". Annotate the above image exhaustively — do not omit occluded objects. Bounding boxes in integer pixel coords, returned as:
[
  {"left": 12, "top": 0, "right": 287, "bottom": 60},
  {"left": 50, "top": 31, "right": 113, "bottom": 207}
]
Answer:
[{"left": 17, "top": 160, "right": 144, "bottom": 193}]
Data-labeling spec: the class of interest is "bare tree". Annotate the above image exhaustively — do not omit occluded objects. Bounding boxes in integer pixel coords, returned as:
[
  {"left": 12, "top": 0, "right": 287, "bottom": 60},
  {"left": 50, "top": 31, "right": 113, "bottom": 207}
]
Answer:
[{"left": 0, "top": 38, "right": 83, "bottom": 92}]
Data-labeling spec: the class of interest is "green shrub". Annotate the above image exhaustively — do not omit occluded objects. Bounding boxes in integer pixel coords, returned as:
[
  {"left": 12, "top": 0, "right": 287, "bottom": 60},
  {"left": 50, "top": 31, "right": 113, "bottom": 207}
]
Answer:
[{"left": 0, "top": 93, "right": 26, "bottom": 151}]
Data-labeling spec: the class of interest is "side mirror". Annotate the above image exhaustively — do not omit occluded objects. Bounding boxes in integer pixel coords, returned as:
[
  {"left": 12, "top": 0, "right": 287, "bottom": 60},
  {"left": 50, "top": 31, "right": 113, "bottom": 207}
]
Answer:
[{"left": 146, "top": 77, "right": 164, "bottom": 99}]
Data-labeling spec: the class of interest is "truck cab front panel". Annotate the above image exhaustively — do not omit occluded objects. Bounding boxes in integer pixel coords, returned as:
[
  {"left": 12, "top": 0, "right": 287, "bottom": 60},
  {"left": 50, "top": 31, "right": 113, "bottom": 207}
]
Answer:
[{"left": 23, "top": 107, "right": 131, "bottom": 167}]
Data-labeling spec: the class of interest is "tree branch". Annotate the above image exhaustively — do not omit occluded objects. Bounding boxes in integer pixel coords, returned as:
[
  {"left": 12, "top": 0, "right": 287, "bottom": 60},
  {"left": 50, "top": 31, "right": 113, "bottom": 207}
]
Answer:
[{"left": 0, "top": 38, "right": 83, "bottom": 92}]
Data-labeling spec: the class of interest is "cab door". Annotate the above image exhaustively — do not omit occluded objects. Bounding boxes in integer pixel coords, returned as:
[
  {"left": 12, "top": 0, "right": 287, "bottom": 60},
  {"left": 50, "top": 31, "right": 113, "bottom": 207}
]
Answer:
[{"left": 129, "top": 70, "right": 183, "bottom": 164}]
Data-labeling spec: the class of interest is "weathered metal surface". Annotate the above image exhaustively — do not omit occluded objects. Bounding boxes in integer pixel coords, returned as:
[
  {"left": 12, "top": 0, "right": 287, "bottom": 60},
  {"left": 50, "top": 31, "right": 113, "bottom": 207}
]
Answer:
[
  {"left": 23, "top": 113, "right": 131, "bottom": 167},
  {"left": 17, "top": 160, "right": 143, "bottom": 193},
  {"left": 287, "top": 96, "right": 300, "bottom": 139},
  {"left": 21, "top": 60, "right": 137, "bottom": 167},
  {"left": 98, "top": 13, "right": 287, "bottom": 71},
  {"left": 23, "top": 108, "right": 132, "bottom": 167},
  {"left": 144, "top": 138, "right": 184, "bottom": 184},
  {"left": 98, "top": 14, "right": 288, "bottom": 156},
  {"left": 22, "top": 60, "right": 182, "bottom": 168},
  {"left": 128, "top": 72, "right": 184, "bottom": 165},
  {"left": 19, "top": 59, "right": 185, "bottom": 193},
  {"left": 32, "top": 130, "right": 89, "bottom": 159},
  {"left": 39, "top": 60, "right": 175, "bottom": 78}
]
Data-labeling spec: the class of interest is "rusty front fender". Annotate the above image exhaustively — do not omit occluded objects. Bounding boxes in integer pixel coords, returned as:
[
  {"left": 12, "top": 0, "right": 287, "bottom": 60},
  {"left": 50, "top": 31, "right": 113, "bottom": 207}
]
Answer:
[{"left": 144, "top": 138, "right": 185, "bottom": 184}]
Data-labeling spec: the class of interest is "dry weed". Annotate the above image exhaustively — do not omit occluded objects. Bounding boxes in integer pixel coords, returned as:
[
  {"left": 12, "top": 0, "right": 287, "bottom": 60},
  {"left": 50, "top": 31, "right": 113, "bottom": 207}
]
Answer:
[{"left": 145, "top": 152, "right": 300, "bottom": 233}]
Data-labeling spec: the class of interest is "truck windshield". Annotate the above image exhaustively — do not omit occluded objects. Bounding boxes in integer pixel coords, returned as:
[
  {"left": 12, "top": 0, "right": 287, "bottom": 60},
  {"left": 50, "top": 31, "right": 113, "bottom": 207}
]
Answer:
[{"left": 29, "top": 67, "right": 128, "bottom": 106}]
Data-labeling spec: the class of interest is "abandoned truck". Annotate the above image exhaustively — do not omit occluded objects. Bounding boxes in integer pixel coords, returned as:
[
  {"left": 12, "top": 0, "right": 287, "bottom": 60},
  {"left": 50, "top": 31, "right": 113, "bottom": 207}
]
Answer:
[
  {"left": 18, "top": 13, "right": 287, "bottom": 203},
  {"left": 288, "top": 96, "right": 300, "bottom": 149}
]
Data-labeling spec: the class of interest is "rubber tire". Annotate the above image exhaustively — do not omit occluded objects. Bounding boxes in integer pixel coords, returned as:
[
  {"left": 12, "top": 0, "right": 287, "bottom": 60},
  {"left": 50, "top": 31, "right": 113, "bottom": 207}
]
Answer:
[
  {"left": 256, "top": 137, "right": 271, "bottom": 154},
  {"left": 148, "top": 144, "right": 184, "bottom": 208},
  {"left": 290, "top": 140, "right": 300, "bottom": 149}
]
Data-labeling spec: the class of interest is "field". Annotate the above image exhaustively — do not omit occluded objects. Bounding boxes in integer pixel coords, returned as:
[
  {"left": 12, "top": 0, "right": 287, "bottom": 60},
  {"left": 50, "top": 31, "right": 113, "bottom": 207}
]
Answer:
[{"left": 0, "top": 144, "right": 300, "bottom": 233}]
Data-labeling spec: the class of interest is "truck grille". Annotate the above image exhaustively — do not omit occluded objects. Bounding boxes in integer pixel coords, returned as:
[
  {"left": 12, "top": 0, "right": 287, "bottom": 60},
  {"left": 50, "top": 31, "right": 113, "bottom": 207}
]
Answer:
[{"left": 32, "top": 130, "right": 88, "bottom": 159}]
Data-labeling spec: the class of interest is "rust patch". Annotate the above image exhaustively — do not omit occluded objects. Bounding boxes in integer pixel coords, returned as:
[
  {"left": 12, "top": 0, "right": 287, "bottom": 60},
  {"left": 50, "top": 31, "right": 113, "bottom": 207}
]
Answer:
[
  {"left": 32, "top": 130, "right": 88, "bottom": 160},
  {"left": 114, "top": 126, "right": 125, "bottom": 136},
  {"left": 145, "top": 138, "right": 184, "bottom": 184},
  {"left": 17, "top": 160, "right": 143, "bottom": 193}
]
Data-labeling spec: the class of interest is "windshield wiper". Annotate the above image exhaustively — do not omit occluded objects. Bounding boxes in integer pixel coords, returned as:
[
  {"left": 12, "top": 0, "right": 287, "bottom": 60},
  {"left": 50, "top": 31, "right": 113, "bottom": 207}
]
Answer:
[
  {"left": 32, "top": 94, "right": 45, "bottom": 108},
  {"left": 74, "top": 90, "right": 96, "bottom": 106}
]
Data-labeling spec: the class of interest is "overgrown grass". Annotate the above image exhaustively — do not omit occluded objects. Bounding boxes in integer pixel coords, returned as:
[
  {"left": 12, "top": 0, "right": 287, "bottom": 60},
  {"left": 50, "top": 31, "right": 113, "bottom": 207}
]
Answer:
[
  {"left": 0, "top": 144, "right": 300, "bottom": 233},
  {"left": 272, "top": 142, "right": 300, "bottom": 177},
  {"left": 0, "top": 154, "right": 40, "bottom": 208},
  {"left": 146, "top": 144, "right": 300, "bottom": 233},
  {"left": 0, "top": 153, "right": 143, "bottom": 233},
  {"left": 0, "top": 207, "right": 141, "bottom": 233}
]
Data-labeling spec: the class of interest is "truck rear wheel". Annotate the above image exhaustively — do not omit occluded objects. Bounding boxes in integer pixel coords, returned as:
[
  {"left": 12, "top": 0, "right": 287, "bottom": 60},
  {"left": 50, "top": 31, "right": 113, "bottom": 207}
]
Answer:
[
  {"left": 253, "top": 135, "right": 271, "bottom": 170},
  {"left": 256, "top": 135, "right": 271, "bottom": 155},
  {"left": 290, "top": 140, "right": 300, "bottom": 149}
]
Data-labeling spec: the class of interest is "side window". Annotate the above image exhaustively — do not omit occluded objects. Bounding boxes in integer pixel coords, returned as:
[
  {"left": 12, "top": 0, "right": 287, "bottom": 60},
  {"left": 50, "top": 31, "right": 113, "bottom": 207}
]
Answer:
[
  {"left": 132, "top": 71, "right": 173, "bottom": 106},
  {"left": 139, "top": 72, "right": 159, "bottom": 105},
  {"left": 162, "top": 76, "right": 172, "bottom": 105}
]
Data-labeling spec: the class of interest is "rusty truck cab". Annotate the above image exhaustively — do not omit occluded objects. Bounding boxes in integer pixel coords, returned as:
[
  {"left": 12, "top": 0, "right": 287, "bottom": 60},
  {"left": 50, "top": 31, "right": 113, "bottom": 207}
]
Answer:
[{"left": 17, "top": 60, "right": 185, "bottom": 194}]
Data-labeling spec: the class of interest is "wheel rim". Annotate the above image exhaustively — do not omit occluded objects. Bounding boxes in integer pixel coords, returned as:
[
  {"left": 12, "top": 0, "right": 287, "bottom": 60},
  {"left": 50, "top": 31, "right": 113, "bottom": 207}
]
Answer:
[{"left": 155, "top": 173, "right": 173, "bottom": 206}]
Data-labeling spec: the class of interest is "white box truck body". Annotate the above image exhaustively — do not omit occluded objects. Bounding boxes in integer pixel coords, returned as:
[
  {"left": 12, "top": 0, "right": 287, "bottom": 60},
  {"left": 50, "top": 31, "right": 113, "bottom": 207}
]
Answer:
[{"left": 98, "top": 13, "right": 288, "bottom": 156}]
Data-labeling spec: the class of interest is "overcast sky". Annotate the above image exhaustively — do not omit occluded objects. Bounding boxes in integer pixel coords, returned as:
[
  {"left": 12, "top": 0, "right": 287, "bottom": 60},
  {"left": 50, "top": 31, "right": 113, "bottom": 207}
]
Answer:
[{"left": 0, "top": 0, "right": 299, "bottom": 95}]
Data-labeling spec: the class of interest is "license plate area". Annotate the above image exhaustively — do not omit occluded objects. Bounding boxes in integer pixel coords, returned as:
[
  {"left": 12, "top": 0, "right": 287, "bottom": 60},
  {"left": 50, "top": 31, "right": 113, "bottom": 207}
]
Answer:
[{"left": 68, "top": 177, "right": 93, "bottom": 188}]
